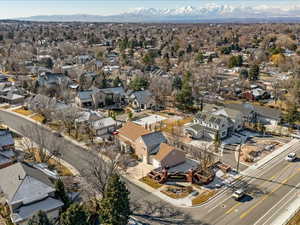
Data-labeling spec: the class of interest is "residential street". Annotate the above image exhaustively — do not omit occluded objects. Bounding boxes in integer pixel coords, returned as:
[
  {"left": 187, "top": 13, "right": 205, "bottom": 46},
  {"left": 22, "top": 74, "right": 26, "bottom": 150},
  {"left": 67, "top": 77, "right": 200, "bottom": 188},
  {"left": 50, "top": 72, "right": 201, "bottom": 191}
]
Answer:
[{"left": 1, "top": 110, "right": 300, "bottom": 225}]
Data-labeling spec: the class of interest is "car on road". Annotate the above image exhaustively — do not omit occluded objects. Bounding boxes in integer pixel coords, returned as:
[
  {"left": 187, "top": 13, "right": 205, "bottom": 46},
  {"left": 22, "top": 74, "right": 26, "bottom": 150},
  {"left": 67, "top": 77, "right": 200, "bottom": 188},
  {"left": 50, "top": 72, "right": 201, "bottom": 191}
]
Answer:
[
  {"left": 232, "top": 189, "right": 245, "bottom": 200},
  {"left": 286, "top": 152, "right": 296, "bottom": 162}
]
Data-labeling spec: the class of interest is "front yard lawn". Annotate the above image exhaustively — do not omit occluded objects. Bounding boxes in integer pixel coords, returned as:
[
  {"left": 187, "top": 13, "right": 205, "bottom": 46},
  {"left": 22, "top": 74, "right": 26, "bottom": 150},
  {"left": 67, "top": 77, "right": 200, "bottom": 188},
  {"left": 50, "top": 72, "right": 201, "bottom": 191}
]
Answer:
[
  {"left": 31, "top": 114, "right": 45, "bottom": 123},
  {"left": 192, "top": 190, "right": 216, "bottom": 206},
  {"left": 13, "top": 108, "right": 33, "bottom": 116},
  {"left": 139, "top": 176, "right": 163, "bottom": 189}
]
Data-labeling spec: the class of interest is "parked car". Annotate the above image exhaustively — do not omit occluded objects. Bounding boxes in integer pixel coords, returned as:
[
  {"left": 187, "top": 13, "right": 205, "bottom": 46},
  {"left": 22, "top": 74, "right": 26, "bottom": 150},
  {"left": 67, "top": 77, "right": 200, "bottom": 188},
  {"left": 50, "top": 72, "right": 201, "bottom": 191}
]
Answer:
[
  {"left": 53, "top": 132, "right": 62, "bottom": 137},
  {"left": 232, "top": 189, "right": 245, "bottom": 200},
  {"left": 286, "top": 153, "right": 296, "bottom": 162},
  {"left": 191, "top": 191, "right": 199, "bottom": 196},
  {"left": 112, "top": 131, "right": 119, "bottom": 135}
]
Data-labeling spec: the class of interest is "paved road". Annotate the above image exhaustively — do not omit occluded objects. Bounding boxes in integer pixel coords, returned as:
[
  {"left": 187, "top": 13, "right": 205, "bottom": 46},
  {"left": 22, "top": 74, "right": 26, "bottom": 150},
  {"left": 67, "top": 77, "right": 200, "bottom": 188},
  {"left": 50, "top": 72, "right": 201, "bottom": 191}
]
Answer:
[
  {"left": 1, "top": 110, "right": 300, "bottom": 225},
  {"left": 0, "top": 110, "right": 205, "bottom": 225},
  {"left": 201, "top": 140, "right": 300, "bottom": 225}
]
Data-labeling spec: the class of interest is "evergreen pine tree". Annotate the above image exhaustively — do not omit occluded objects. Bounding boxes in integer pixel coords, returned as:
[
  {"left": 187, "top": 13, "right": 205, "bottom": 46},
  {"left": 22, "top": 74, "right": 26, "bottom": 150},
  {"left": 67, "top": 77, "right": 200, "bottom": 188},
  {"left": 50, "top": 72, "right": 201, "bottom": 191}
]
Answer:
[
  {"left": 60, "top": 203, "right": 89, "bottom": 225},
  {"left": 99, "top": 174, "right": 131, "bottom": 225},
  {"left": 28, "top": 211, "right": 52, "bottom": 225},
  {"left": 55, "top": 179, "right": 70, "bottom": 211}
]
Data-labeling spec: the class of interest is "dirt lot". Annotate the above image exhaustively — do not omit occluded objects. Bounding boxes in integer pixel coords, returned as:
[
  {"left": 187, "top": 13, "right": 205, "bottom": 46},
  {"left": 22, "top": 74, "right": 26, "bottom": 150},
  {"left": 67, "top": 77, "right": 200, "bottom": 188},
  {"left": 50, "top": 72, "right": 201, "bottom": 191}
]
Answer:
[{"left": 239, "top": 136, "right": 287, "bottom": 164}]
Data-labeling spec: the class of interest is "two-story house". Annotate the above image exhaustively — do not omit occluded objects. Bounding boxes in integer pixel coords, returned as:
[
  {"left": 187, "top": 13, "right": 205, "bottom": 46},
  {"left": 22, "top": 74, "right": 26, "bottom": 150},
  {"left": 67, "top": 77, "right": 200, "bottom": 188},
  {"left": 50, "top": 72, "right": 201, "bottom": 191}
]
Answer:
[{"left": 118, "top": 122, "right": 167, "bottom": 164}]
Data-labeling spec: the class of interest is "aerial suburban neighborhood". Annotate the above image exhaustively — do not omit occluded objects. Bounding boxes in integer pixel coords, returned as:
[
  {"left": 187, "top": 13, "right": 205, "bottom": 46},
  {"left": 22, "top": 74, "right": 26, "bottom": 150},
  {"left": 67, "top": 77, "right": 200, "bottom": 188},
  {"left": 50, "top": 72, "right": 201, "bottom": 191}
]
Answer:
[{"left": 1, "top": 1, "right": 300, "bottom": 225}]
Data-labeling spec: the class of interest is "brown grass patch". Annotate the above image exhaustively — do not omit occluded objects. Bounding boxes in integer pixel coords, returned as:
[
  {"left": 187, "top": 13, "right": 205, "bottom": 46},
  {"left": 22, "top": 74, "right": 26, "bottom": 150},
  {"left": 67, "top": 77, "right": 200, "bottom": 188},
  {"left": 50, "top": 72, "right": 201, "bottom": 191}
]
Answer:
[
  {"left": 31, "top": 114, "right": 45, "bottom": 123},
  {"left": 13, "top": 108, "right": 33, "bottom": 116},
  {"left": 0, "top": 105, "right": 10, "bottom": 109},
  {"left": 287, "top": 210, "right": 300, "bottom": 225},
  {"left": 192, "top": 190, "right": 216, "bottom": 206},
  {"left": 161, "top": 117, "right": 192, "bottom": 133},
  {"left": 139, "top": 176, "right": 163, "bottom": 189},
  {"left": 48, "top": 159, "right": 73, "bottom": 176}
]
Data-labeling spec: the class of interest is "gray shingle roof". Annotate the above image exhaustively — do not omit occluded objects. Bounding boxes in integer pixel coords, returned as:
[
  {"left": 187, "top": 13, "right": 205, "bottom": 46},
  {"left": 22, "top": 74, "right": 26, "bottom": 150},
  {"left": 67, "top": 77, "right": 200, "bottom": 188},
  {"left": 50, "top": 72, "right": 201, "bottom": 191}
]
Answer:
[
  {"left": 196, "top": 112, "right": 227, "bottom": 126},
  {"left": 131, "top": 90, "right": 152, "bottom": 105},
  {"left": 78, "top": 90, "right": 93, "bottom": 101},
  {"left": 99, "top": 87, "right": 125, "bottom": 96},
  {"left": 140, "top": 132, "right": 166, "bottom": 154},
  {"left": 92, "top": 117, "right": 117, "bottom": 129},
  {"left": 0, "top": 163, "right": 54, "bottom": 204},
  {"left": 0, "top": 130, "right": 14, "bottom": 148},
  {"left": 11, "top": 197, "right": 63, "bottom": 223}
]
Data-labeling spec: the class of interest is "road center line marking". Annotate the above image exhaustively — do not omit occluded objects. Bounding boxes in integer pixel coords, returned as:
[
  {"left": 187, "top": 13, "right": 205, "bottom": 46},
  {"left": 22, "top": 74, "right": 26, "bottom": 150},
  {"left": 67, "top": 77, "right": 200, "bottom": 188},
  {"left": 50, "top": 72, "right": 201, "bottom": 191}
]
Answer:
[
  {"left": 225, "top": 202, "right": 241, "bottom": 214},
  {"left": 240, "top": 170, "right": 300, "bottom": 219},
  {"left": 224, "top": 164, "right": 292, "bottom": 216}
]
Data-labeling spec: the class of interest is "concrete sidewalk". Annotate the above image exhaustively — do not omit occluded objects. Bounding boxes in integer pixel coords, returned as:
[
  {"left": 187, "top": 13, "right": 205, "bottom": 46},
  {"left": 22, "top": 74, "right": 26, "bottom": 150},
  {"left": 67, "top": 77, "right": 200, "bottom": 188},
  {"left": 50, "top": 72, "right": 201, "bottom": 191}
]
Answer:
[{"left": 270, "top": 195, "right": 300, "bottom": 225}]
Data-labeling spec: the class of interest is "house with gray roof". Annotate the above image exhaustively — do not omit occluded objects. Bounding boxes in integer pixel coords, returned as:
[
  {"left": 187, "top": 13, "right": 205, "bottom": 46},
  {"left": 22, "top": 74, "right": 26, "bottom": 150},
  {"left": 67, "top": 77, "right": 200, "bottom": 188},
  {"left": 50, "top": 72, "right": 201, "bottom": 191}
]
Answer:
[
  {"left": 75, "top": 87, "right": 127, "bottom": 109},
  {"left": 37, "top": 72, "right": 71, "bottom": 89},
  {"left": 0, "top": 163, "right": 63, "bottom": 225},
  {"left": 91, "top": 117, "right": 119, "bottom": 136},
  {"left": 185, "top": 107, "right": 244, "bottom": 140},
  {"left": 226, "top": 103, "right": 281, "bottom": 126},
  {"left": 185, "top": 112, "right": 231, "bottom": 140},
  {"left": 129, "top": 90, "right": 155, "bottom": 110},
  {"left": 75, "top": 90, "right": 94, "bottom": 108},
  {"left": 0, "top": 129, "right": 14, "bottom": 150}
]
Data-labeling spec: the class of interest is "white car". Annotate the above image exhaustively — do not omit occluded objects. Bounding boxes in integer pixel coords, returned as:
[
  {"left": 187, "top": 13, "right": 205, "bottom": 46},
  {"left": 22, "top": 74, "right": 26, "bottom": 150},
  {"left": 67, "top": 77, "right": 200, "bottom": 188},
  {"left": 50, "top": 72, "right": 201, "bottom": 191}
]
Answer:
[
  {"left": 286, "top": 153, "right": 297, "bottom": 162},
  {"left": 232, "top": 189, "right": 245, "bottom": 200}
]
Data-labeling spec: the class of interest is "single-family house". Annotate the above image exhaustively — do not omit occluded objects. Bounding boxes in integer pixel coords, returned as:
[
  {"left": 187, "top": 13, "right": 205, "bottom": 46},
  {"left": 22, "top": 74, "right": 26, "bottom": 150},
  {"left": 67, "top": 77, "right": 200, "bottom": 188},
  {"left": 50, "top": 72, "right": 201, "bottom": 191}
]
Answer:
[
  {"left": 75, "top": 87, "right": 127, "bottom": 109},
  {"left": 185, "top": 112, "right": 231, "bottom": 140},
  {"left": 118, "top": 122, "right": 167, "bottom": 164},
  {"left": 0, "top": 128, "right": 15, "bottom": 169},
  {"left": 91, "top": 117, "right": 119, "bottom": 136},
  {"left": 226, "top": 103, "right": 281, "bottom": 126},
  {"left": 129, "top": 90, "right": 155, "bottom": 110},
  {"left": 75, "top": 90, "right": 94, "bottom": 108},
  {"left": 0, "top": 128, "right": 15, "bottom": 150},
  {"left": 152, "top": 143, "right": 185, "bottom": 169},
  {"left": 0, "top": 163, "right": 64, "bottom": 225},
  {"left": 37, "top": 72, "right": 71, "bottom": 89},
  {"left": 0, "top": 92, "right": 25, "bottom": 105}
]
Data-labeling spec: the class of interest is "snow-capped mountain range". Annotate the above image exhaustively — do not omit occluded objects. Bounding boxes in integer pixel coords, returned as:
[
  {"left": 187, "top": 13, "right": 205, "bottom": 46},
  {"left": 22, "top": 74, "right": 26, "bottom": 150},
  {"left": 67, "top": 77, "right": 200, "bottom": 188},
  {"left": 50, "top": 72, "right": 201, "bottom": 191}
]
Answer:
[{"left": 12, "top": 4, "right": 300, "bottom": 23}]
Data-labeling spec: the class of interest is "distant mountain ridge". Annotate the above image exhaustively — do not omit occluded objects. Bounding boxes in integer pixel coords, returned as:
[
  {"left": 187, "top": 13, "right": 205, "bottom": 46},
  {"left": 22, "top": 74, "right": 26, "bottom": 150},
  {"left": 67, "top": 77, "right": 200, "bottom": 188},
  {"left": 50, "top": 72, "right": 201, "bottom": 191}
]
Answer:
[{"left": 12, "top": 4, "right": 300, "bottom": 23}]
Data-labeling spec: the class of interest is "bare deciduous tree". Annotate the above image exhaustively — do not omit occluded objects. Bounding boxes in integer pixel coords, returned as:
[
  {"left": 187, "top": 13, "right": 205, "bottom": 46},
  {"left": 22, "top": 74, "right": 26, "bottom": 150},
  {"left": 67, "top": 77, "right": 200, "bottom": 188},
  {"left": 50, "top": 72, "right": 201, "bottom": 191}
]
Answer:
[
  {"left": 20, "top": 124, "right": 62, "bottom": 163},
  {"left": 189, "top": 145, "right": 216, "bottom": 172}
]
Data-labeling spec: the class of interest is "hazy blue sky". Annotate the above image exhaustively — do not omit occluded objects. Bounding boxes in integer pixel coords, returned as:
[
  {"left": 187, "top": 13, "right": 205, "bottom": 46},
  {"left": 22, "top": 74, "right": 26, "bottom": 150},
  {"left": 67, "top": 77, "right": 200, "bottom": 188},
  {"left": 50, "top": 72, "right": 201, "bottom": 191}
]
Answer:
[{"left": 0, "top": 0, "right": 299, "bottom": 19}]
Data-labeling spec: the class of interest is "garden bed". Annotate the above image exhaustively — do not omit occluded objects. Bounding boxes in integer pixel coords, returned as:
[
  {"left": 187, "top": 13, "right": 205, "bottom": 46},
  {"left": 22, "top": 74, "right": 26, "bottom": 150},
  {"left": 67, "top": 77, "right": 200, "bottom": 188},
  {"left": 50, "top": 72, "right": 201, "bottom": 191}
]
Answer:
[
  {"left": 192, "top": 190, "right": 215, "bottom": 206},
  {"left": 161, "top": 185, "right": 193, "bottom": 199},
  {"left": 139, "top": 176, "right": 163, "bottom": 189}
]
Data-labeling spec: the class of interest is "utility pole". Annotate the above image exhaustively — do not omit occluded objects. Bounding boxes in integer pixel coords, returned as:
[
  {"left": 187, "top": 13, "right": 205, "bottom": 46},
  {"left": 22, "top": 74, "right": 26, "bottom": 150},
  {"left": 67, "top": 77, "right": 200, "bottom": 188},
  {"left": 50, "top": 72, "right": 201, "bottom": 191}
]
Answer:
[{"left": 236, "top": 142, "right": 242, "bottom": 173}]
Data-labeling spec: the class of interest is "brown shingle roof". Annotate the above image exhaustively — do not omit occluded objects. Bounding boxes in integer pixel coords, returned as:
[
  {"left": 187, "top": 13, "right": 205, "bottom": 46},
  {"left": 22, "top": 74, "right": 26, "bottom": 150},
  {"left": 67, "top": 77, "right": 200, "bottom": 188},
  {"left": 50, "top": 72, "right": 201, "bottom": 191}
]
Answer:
[
  {"left": 118, "top": 122, "right": 151, "bottom": 142},
  {"left": 154, "top": 143, "right": 176, "bottom": 161}
]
